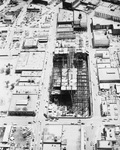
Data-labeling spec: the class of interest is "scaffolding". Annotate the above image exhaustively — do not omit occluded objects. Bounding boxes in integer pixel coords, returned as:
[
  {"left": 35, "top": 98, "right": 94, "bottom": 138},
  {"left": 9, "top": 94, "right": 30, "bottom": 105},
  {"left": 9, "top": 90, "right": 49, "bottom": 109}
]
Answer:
[
  {"left": 50, "top": 52, "right": 90, "bottom": 117},
  {"left": 73, "top": 53, "right": 90, "bottom": 117}
]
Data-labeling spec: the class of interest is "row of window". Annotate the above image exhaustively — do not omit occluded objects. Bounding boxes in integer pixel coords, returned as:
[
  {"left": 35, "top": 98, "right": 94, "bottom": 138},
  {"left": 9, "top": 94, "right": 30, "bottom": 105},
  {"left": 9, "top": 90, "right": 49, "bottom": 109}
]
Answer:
[{"left": 95, "top": 11, "right": 120, "bottom": 22}]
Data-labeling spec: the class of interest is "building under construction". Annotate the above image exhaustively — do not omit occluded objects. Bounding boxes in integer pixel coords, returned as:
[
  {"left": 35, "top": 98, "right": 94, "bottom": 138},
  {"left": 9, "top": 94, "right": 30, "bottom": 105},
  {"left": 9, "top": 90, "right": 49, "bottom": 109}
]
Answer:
[{"left": 50, "top": 50, "right": 91, "bottom": 117}]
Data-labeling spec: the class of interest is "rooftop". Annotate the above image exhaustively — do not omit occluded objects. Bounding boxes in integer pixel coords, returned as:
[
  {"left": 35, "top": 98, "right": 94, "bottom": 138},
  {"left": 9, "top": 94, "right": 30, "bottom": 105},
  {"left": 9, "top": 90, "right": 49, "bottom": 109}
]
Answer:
[
  {"left": 58, "top": 8, "right": 73, "bottom": 23},
  {"left": 97, "top": 140, "right": 112, "bottom": 148},
  {"left": 23, "top": 38, "right": 38, "bottom": 49},
  {"left": 15, "top": 52, "right": 45, "bottom": 72},
  {"left": 43, "top": 125, "right": 81, "bottom": 150},
  {"left": 93, "top": 31, "right": 110, "bottom": 47},
  {"left": 95, "top": 1, "right": 120, "bottom": 18},
  {"left": 13, "top": 85, "right": 39, "bottom": 95},
  {"left": 9, "top": 126, "right": 33, "bottom": 150},
  {"left": 0, "top": 127, "right": 5, "bottom": 143},
  {"left": 8, "top": 94, "right": 37, "bottom": 116},
  {"left": 98, "top": 68, "right": 120, "bottom": 83}
]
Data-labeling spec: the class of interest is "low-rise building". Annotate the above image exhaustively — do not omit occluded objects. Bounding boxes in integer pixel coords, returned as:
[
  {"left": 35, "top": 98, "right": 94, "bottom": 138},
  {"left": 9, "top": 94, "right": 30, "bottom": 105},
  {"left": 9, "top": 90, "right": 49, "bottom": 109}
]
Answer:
[
  {"left": 93, "top": 31, "right": 110, "bottom": 48},
  {"left": 101, "top": 101, "right": 108, "bottom": 116},
  {"left": 21, "top": 71, "right": 42, "bottom": 77},
  {"left": 73, "top": 10, "right": 87, "bottom": 30},
  {"left": 57, "top": 8, "right": 73, "bottom": 24},
  {"left": 9, "top": 125, "right": 33, "bottom": 150},
  {"left": 94, "top": 2, "right": 120, "bottom": 22},
  {"left": 95, "top": 50, "right": 110, "bottom": 59},
  {"left": 27, "top": 4, "right": 40, "bottom": 12},
  {"left": 42, "top": 124, "right": 82, "bottom": 150},
  {"left": 98, "top": 68, "right": 120, "bottom": 83},
  {"left": 97, "top": 140, "right": 113, "bottom": 149},
  {"left": 13, "top": 85, "right": 39, "bottom": 95},
  {"left": 91, "top": 17, "right": 113, "bottom": 30},
  {"left": 8, "top": 94, "right": 37, "bottom": 116},
  {"left": 23, "top": 38, "right": 38, "bottom": 49},
  {"left": 112, "top": 24, "right": 120, "bottom": 35},
  {"left": 15, "top": 52, "right": 45, "bottom": 73}
]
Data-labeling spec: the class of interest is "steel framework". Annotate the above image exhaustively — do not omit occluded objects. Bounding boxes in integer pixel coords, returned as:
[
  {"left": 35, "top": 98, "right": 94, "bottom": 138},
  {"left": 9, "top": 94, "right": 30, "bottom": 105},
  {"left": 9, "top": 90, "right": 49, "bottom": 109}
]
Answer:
[{"left": 50, "top": 52, "right": 90, "bottom": 117}]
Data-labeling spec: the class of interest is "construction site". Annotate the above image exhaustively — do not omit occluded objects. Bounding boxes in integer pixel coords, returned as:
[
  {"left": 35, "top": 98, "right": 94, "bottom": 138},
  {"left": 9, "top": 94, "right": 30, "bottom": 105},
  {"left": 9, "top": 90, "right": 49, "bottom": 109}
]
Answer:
[{"left": 49, "top": 49, "right": 91, "bottom": 118}]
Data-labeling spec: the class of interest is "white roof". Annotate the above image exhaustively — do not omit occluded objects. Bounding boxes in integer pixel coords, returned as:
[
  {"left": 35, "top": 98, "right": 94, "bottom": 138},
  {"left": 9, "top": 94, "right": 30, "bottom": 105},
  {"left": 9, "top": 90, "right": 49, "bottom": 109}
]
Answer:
[
  {"left": 98, "top": 68, "right": 120, "bottom": 82},
  {"left": 97, "top": 64, "right": 111, "bottom": 68},
  {"left": 97, "top": 58, "right": 110, "bottom": 64},
  {"left": 98, "top": 140, "right": 112, "bottom": 148},
  {"left": 58, "top": 9, "right": 73, "bottom": 22},
  {"left": 16, "top": 52, "right": 45, "bottom": 71},
  {"left": 116, "top": 84, "right": 120, "bottom": 93},
  {"left": 43, "top": 144, "right": 60, "bottom": 150},
  {"left": 24, "top": 38, "right": 38, "bottom": 48},
  {"left": 96, "top": 51, "right": 110, "bottom": 59},
  {"left": 92, "top": 17, "right": 112, "bottom": 26},
  {"left": 95, "top": 4, "right": 120, "bottom": 18},
  {"left": 16, "top": 99, "right": 28, "bottom": 105},
  {"left": 113, "top": 23, "right": 120, "bottom": 29},
  {"left": 106, "top": 128, "right": 116, "bottom": 141},
  {"left": 99, "top": 83, "right": 110, "bottom": 89},
  {"left": 101, "top": 101, "right": 107, "bottom": 113},
  {"left": 93, "top": 31, "right": 110, "bottom": 47}
]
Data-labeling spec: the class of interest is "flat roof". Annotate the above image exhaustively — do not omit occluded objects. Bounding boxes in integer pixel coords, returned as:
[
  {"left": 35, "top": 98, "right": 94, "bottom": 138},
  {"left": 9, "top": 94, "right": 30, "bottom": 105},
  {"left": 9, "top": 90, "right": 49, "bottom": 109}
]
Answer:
[
  {"left": 97, "top": 58, "right": 110, "bottom": 64},
  {"left": 0, "top": 127, "right": 5, "bottom": 143},
  {"left": 93, "top": 31, "right": 110, "bottom": 47},
  {"left": 116, "top": 84, "right": 120, "bottom": 93},
  {"left": 96, "top": 48, "right": 109, "bottom": 51},
  {"left": 73, "top": 10, "right": 87, "bottom": 27},
  {"left": 43, "top": 144, "right": 60, "bottom": 150},
  {"left": 92, "top": 17, "right": 113, "bottom": 26},
  {"left": 23, "top": 38, "right": 38, "bottom": 48},
  {"left": 95, "top": 2, "right": 120, "bottom": 18},
  {"left": 97, "top": 63, "right": 111, "bottom": 68},
  {"left": 9, "top": 126, "right": 33, "bottom": 149},
  {"left": 19, "top": 76, "right": 40, "bottom": 85},
  {"left": 21, "top": 71, "right": 42, "bottom": 77},
  {"left": 93, "top": 31, "right": 109, "bottom": 40},
  {"left": 113, "top": 23, "right": 120, "bottom": 29},
  {"left": 98, "top": 68, "right": 120, "bottom": 82},
  {"left": 62, "top": 125, "right": 81, "bottom": 150},
  {"left": 13, "top": 86, "right": 38, "bottom": 95},
  {"left": 93, "top": 17, "right": 120, "bottom": 30},
  {"left": 43, "top": 125, "right": 81, "bottom": 150},
  {"left": 106, "top": 127, "right": 116, "bottom": 141},
  {"left": 101, "top": 101, "right": 107, "bottom": 113},
  {"left": 43, "top": 125, "right": 62, "bottom": 143},
  {"left": 58, "top": 9, "right": 73, "bottom": 23},
  {"left": 16, "top": 52, "right": 45, "bottom": 72},
  {"left": 9, "top": 94, "right": 37, "bottom": 112},
  {"left": 99, "top": 83, "right": 110, "bottom": 89},
  {"left": 96, "top": 51, "right": 110, "bottom": 58},
  {"left": 97, "top": 140, "right": 112, "bottom": 148}
]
